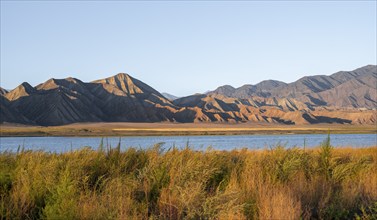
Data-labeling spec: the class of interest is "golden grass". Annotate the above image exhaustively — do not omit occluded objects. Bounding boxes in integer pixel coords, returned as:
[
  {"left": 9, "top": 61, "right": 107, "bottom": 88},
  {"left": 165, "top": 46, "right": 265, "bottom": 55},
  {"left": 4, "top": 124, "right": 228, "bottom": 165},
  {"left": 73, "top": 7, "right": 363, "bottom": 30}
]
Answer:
[
  {"left": 1, "top": 122, "right": 376, "bottom": 136},
  {"left": 0, "top": 139, "right": 376, "bottom": 219}
]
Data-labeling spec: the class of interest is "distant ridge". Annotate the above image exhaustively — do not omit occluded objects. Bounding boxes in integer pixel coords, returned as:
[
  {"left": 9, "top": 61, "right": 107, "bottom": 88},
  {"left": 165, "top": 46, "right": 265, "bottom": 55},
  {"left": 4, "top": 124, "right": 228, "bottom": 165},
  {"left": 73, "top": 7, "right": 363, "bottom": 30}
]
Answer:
[
  {"left": 1, "top": 65, "right": 376, "bottom": 126},
  {"left": 0, "top": 87, "right": 8, "bottom": 95},
  {"left": 162, "top": 92, "right": 179, "bottom": 101},
  {"left": 209, "top": 65, "right": 377, "bottom": 109}
]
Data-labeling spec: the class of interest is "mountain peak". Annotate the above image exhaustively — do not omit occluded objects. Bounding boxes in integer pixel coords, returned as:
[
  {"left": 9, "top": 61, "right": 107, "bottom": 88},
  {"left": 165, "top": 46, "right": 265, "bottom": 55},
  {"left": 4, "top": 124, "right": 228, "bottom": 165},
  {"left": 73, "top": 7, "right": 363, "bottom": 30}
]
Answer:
[
  {"left": 210, "top": 85, "right": 236, "bottom": 96},
  {"left": 65, "top": 77, "right": 80, "bottom": 83},
  {"left": 36, "top": 77, "right": 82, "bottom": 91},
  {"left": 114, "top": 72, "right": 131, "bottom": 79},
  {"left": 5, "top": 82, "right": 36, "bottom": 101},
  {"left": 94, "top": 73, "right": 162, "bottom": 96},
  {"left": 255, "top": 80, "right": 287, "bottom": 89},
  {"left": 20, "top": 82, "right": 32, "bottom": 87}
]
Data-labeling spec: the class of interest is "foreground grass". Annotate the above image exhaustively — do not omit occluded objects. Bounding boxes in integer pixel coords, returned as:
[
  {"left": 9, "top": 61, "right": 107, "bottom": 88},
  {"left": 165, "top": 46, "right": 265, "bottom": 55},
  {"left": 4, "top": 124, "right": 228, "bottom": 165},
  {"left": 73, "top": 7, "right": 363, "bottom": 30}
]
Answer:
[{"left": 1, "top": 138, "right": 376, "bottom": 219}]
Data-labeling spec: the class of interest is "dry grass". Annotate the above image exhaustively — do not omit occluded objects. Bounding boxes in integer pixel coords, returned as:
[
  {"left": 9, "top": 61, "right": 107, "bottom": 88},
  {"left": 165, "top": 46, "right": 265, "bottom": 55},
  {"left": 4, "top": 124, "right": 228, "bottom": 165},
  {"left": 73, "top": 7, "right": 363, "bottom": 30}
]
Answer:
[
  {"left": 1, "top": 122, "right": 376, "bottom": 136},
  {"left": 0, "top": 138, "right": 376, "bottom": 219}
]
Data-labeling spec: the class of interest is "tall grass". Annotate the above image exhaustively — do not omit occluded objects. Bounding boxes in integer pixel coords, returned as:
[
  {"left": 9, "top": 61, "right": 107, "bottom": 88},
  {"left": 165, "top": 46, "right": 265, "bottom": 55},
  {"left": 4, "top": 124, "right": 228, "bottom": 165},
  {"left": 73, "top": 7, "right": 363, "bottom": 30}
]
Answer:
[{"left": 0, "top": 140, "right": 376, "bottom": 219}]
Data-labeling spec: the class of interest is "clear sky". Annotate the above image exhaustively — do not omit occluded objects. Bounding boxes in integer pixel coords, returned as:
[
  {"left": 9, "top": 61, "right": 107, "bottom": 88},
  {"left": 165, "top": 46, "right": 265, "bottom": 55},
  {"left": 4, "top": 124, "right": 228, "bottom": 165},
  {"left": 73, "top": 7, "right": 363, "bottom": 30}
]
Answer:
[{"left": 1, "top": 1, "right": 376, "bottom": 96}]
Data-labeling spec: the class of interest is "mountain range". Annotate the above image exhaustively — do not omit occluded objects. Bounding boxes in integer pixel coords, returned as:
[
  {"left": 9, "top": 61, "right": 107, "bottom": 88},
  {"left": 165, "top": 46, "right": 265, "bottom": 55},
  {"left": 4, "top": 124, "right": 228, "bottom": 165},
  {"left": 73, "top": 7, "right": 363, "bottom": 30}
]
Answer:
[
  {"left": 1, "top": 65, "right": 376, "bottom": 126},
  {"left": 209, "top": 65, "right": 377, "bottom": 109}
]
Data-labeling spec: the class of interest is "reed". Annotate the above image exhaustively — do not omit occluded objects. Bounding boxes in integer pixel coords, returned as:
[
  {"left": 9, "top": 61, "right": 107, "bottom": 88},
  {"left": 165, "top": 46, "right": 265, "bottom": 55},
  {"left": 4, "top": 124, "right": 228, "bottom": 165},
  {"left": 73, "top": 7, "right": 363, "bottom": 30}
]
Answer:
[{"left": 0, "top": 140, "right": 376, "bottom": 219}]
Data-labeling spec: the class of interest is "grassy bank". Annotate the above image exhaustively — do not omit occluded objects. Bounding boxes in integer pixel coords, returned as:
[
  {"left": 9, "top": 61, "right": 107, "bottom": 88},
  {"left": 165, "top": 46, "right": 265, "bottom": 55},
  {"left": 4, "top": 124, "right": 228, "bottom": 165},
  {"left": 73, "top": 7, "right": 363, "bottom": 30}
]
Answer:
[
  {"left": 1, "top": 139, "right": 376, "bottom": 219},
  {"left": 1, "top": 122, "right": 376, "bottom": 137}
]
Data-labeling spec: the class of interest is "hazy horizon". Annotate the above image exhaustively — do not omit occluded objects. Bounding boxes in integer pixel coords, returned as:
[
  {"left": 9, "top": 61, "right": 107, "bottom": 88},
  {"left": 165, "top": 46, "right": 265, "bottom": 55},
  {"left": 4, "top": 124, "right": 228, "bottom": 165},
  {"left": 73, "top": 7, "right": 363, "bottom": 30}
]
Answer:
[{"left": 1, "top": 1, "right": 376, "bottom": 96}]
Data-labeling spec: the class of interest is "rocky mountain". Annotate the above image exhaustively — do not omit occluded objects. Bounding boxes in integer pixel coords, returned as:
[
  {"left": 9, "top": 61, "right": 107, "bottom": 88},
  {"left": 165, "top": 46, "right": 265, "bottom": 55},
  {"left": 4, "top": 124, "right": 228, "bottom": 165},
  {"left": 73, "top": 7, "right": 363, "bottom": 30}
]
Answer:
[
  {"left": 1, "top": 74, "right": 183, "bottom": 125},
  {"left": 209, "top": 65, "right": 377, "bottom": 108},
  {"left": 90, "top": 73, "right": 180, "bottom": 122},
  {"left": 1, "top": 66, "right": 376, "bottom": 126},
  {"left": 6, "top": 78, "right": 104, "bottom": 125}
]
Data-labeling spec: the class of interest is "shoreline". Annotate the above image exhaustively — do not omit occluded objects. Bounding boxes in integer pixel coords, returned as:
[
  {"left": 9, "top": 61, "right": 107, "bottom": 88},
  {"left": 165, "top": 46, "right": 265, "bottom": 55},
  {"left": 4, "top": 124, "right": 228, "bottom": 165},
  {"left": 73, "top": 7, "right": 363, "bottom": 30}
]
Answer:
[{"left": 1, "top": 122, "right": 376, "bottom": 137}]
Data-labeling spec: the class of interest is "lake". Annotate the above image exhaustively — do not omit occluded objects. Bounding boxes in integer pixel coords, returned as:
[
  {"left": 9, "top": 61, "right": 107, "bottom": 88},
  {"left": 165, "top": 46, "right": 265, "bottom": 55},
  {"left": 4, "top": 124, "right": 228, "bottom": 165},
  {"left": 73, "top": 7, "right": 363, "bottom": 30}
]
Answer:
[{"left": 0, "top": 134, "right": 376, "bottom": 153}]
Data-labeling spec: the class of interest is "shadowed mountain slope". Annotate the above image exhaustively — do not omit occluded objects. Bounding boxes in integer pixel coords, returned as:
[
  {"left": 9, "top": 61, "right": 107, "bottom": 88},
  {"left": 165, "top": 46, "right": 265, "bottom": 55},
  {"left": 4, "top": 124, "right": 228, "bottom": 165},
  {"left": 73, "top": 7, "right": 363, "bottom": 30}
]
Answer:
[{"left": 0, "top": 96, "right": 32, "bottom": 124}]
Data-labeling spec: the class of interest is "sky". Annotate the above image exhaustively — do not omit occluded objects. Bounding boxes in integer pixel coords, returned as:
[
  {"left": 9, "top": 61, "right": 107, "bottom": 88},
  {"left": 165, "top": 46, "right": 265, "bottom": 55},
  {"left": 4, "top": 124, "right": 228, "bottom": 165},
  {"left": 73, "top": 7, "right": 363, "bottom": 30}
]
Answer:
[{"left": 1, "top": 1, "right": 376, "bottom": 96}]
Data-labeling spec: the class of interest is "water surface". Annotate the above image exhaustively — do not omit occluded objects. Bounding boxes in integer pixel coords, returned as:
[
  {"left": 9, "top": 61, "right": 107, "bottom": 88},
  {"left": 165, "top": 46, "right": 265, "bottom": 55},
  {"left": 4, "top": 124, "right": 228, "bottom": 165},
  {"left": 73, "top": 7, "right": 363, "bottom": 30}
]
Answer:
[{"left": 0, "top": 134, "right": 376, "bottom": 153}]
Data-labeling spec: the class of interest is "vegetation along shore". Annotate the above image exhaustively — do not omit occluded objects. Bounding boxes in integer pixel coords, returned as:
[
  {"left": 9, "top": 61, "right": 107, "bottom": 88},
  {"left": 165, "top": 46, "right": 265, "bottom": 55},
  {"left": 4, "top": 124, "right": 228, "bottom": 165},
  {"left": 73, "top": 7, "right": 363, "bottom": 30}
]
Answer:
[
  {"left": 1, "top": 137, "right": 376, "bottom": 219},
  {"left": 1, "top": 123, "right": 376, "bottom": 137}
]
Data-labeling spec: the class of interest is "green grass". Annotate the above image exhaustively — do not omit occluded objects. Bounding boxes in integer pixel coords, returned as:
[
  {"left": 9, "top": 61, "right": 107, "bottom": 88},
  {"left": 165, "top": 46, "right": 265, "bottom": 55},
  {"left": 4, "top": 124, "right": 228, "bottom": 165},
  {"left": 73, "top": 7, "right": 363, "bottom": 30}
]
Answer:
[{"left": 0, "top": 139, "right": 376, "bottom": 219}]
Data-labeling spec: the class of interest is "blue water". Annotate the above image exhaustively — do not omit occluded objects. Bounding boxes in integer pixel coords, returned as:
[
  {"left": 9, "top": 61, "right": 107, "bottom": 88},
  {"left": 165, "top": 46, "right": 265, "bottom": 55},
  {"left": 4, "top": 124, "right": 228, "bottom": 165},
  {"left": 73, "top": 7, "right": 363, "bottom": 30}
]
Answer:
[{"left": 0, "top": 134, "right": 376, "bottom": 153}]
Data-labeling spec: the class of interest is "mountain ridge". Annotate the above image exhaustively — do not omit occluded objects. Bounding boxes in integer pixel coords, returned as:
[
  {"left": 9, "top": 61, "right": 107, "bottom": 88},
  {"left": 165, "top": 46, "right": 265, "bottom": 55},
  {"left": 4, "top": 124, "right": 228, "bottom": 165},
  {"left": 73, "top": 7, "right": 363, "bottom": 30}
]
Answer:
[
  {"left": 1, "top": 65, "right": 376, "bottom": 126},
  {"left": 209, "top": 65, "right": 377, "bottom": 108}
]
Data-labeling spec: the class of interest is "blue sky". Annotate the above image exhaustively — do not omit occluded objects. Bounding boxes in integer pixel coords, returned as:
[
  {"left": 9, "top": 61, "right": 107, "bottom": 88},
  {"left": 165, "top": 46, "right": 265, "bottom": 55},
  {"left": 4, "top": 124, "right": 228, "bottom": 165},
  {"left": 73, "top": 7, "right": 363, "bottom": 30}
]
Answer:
[{"left": 1, "top": 1, "right": 376, "bottom": 96}]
